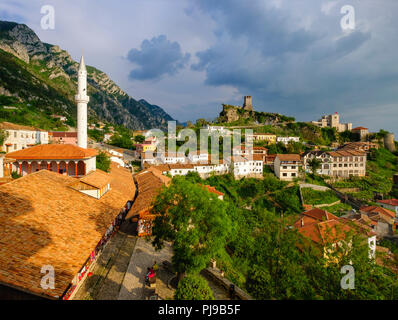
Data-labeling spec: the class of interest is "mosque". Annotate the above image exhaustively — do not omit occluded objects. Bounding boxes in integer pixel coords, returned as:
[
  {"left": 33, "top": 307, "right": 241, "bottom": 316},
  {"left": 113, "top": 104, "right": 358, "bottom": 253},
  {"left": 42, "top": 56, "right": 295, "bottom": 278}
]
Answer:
[{"left": 5, "top": 56, "right": 98, "bottom": 177}]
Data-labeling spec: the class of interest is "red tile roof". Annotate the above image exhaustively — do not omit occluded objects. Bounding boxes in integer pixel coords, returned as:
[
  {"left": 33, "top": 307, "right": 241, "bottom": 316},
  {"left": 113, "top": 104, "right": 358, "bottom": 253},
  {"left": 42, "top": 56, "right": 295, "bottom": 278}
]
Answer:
[
  {"left": 294, "top": 208, "right": 339, "bottom": 228},
  {"left": 296, "top": 215, "right": 374, "bottom": 245},
  {"left": 125, "top": 169, "right": 171, "bottom": 219},
  {"left": 377, "top": 199, "right": 398, "bottom": 207},
  {"left": 276, "top": 154, "right": 301, "bottom": 162},
  {"left": 51, "top": 132, "right": 77, "bottom": 138},
  {"left": 203, "top": 185, "right": 224, "bottom": 197},
  {"left": 360, "top": 205, "right": 395, "bottom": 219},
  {"left": 0, "top": 164, "right": 134, "bottom": 299},
  {"left": 5, "top": 144, "right": 98, "bottom": 160}
]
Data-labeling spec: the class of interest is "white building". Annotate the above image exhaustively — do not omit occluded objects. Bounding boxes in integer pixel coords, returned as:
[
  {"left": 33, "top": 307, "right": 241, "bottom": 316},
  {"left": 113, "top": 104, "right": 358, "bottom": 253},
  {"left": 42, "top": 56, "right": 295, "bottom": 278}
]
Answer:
[
  {"left": 188, "top": 151, "right": 209, "bottom": 163},
  {"left": 274, "top": 154, "right": 301, "bottom": 181},
  {"left": 141, "top": 152, "right": 156, "bottom": 169},
  {"left": 311, "top": 113, "right": 352, "bottom": 133},
  {"left": 168, "top": 164, "right": 196, "bottom": 177},
  {"left": 104, "top": 133, "right": 113, "bottom": 142},
  {"left": 303, "top": 149, "right": 366, "bottom": 177},
  {"left": 230, "top": 156, "right": 263, "bottom": 178},
  {"left": 205, "top": 126, "right": 231, "bottom": 136},
  {"left": 277, "top": 137, "right": 300, "bottom": 145},
  {"left": 0, "top": 122, "right": 49, "bottom": 153},
  {"left": 108, "top": 149, "right": 125, "bottom": 167},
  {"left": 158, "top": 152, "right": 186, "bottom": 164}
]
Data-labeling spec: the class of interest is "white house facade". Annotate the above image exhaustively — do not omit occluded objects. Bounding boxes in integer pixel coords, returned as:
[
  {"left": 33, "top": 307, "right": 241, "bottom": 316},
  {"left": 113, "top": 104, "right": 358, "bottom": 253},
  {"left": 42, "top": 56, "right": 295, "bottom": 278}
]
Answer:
[
  {"left": 0, "top": 122, "right": 48, "bottom": 153},
  {"left": 274, "top": 154, "right": 301, "bottom": 181}
]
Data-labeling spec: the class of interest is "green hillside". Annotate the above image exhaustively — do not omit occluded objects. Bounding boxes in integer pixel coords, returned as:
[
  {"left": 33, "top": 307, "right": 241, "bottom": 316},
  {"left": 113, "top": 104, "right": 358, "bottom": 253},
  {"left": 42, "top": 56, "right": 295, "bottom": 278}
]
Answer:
[{"left": 0, "top": 20, "right": 174, "bottom": 131}]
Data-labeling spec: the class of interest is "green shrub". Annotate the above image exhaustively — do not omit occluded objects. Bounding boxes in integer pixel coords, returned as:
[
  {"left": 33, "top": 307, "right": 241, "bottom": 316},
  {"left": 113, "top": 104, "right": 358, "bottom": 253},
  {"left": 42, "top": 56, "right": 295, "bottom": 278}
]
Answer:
[
  {"left": 11, "top": 171, "right": 22, "bottom": 179},
  {"left": 96, "top": 151, "right": 111, "bottom": 172},
  {"left": 174, "top": 275, "right": 214, "bottom": 300},
  {"left": 301, "top": 188, "right": 339, "bottom": 205}
]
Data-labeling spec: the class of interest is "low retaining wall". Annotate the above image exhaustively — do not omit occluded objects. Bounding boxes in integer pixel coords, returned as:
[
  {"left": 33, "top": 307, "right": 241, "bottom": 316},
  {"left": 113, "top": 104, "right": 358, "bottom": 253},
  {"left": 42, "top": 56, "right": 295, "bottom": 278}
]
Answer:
[
  {"left": 335, "top": 188, "right": 361, "bottom": 193},
  {"left": 299, "top": 184, "right": 330, "bottom": 191},
  {"left": 203, "top": 267, "right": 253, "bottom": 300},
  {"left": 313, "top": 200, "right": 341, "bottom": 208}
]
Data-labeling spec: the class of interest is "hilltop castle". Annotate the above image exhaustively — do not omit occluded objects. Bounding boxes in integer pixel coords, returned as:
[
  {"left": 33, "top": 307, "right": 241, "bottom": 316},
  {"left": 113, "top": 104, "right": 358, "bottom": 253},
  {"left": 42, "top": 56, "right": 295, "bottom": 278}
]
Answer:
[{"left": 242, "top": 96, "right": 253, "bottom": 111}]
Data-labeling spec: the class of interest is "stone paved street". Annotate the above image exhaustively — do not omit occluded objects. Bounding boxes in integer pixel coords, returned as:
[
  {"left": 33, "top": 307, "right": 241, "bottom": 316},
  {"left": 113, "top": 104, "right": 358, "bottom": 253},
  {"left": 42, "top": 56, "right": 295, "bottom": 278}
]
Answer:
[
  {"left": 118, "top": 237, "right": 174, "bottom": 300},
  {"left": 72, "top": 222, "right": 137, "bottom": 300}
]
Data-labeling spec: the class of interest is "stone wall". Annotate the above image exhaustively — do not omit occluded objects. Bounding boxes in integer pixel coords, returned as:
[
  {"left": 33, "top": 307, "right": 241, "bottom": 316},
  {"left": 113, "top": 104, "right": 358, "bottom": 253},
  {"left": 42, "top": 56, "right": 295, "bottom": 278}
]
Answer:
[{"left": 203, "top": 267, "right": 253, "bottom": 300}]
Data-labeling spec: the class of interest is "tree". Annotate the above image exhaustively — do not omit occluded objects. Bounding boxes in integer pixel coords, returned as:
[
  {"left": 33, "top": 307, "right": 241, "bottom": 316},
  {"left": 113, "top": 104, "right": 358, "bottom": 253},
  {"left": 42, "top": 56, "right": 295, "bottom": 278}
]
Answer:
[
  {"left": 96, "top": 151, "right": 111, "bottom": 172},
  {"left": 195, "top": 119, "right": 208, "bottom": 128},
  {"left": 308, "top": 158, "right": 322, "bottom": 175},
  {"left": 88, "top": 129, "right": 104, "bottom": 142},
  {"left": 151, "top": 176, "right": 233, "bottom": 282},
  {"left": 109, "top": 133, "right": 133, "bottom": 149},
  {"left": 134, "top": 135, "right": 145, "bottom": 143},
  {"left": 174, "top": 274, "right": 214, "bottom": 300},
  {"left": 0, "top": 128, "right": 9, "bottom": 147}
]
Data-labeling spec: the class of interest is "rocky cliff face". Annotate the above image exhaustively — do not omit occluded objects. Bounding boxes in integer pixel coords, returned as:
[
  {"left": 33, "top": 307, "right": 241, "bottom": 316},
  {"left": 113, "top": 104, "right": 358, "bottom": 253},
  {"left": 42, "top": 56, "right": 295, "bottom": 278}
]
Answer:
[
  {"left": 218, "top": 103, "right": 293, "bottom": 126},
  {"left": 0, "top": 20, "right": 174, "bottom": 130}
]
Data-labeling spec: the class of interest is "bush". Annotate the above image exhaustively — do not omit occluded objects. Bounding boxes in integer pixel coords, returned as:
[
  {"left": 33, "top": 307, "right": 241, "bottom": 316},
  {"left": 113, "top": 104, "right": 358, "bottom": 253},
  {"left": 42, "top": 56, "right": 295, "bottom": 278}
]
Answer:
[
  {"left": 174, "top": 275, "right": 214, "bottom": 300},
  {"left": 301, "top": 188, "right": 339, "bottom": 205},
  {"left": 11, "top": 171, "right": 22, "bottom": 179},
  {"left": 96, "top": 151, "right": 111, "bottom": 172}
]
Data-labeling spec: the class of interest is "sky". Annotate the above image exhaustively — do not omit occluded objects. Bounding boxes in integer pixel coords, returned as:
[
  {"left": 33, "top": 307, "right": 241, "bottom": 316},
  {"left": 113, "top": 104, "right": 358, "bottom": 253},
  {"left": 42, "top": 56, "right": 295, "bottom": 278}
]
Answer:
[{"left": 0, "top": 0, "right": 397, "bottom": 136}]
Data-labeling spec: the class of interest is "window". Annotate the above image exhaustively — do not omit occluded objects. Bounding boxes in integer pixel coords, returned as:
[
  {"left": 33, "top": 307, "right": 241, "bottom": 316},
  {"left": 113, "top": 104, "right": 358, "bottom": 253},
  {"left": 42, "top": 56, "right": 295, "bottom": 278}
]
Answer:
[
  {"left": 14, "top": 144, "right": 17, "bottom": 150},
  {"left": 283, "top": 166, "right": 287, "bottom": 169},
  {"left": 291, "top": 166, "right": 296, "bottom": 169},
  {"left": 14, "top": 131, "right": 17, "bottom": 138},
  {"left": 283, "top": 173, "right": 287, "bottom": 177}
]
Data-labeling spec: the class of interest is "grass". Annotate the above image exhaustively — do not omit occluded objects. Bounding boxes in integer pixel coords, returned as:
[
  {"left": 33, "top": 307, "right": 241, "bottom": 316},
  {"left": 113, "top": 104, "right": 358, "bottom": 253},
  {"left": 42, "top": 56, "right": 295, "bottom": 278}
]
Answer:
[
  {"left": 301, "top": 188, "right": 340, "bottom": 206},
  {"left": 321, "top": 202, "right": 352, "bottom": 216}
]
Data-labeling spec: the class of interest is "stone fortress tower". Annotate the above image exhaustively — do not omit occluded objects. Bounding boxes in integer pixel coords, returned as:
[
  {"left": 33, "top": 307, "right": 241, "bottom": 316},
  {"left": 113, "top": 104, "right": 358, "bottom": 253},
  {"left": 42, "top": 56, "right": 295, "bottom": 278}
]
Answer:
[
  {"left": 242, "top": 96, "right": 253, "bottom": 111},
  {"left": 384, "top": 133, "right": 396, "bottom": 152},
  {"left": 75, "top": 56, "right": 90, "bottom": 149}
]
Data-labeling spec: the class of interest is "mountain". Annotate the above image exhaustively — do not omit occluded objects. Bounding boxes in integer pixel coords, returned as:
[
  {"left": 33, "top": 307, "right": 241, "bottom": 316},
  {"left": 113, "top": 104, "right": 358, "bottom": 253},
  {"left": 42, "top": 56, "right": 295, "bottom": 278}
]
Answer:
[{"left": 0, "top": 20, "right": 174, "bottom": 130}]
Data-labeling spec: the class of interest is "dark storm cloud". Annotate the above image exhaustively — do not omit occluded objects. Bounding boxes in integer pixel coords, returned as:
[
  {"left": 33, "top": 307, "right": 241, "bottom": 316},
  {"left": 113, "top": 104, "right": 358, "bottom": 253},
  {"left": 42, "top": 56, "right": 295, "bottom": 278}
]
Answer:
[
  {"left": 190, "top": 0, "right": 398, "bottom": 134},
  {"left": 127, "top": 35, "right": 190, "bottom": 81}
]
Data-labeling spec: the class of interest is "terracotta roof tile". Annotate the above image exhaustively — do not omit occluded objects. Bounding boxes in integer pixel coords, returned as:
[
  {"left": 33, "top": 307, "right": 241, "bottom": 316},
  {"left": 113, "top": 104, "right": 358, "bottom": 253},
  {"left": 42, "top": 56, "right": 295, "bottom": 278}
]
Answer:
[
  {"left": 5, "top": 144, "right": 98, "bottom": 160},
  {"left": 126, "top": 169, "right": 171, "bottom": 220},
  {"left": 79, "top": 170, "right": 111, "bottom": 189},
  {"left": 0, "top": 163, "right": 134, "bottom": 299},
  {"left": 377, "top": 199, "right": 398, "bottom": 207},
  {"left": 360, "top": 205, "right": 395, "bottom": 219},
  {"left": 276, "top": 154, "right": 301, "bottom": 162},
  {"left": 203, "top": 185, "right": 224, "bottom": 196},
  {"left": 51, "top": 132, "right": 77, "bottom": 138}
]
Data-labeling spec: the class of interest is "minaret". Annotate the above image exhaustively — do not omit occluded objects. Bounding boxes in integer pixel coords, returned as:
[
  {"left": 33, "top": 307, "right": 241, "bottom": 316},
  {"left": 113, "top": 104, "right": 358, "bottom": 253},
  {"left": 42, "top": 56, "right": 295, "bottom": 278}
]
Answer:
[{"left": 75, "top": 56, "right": 89, "bottom": 149}]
